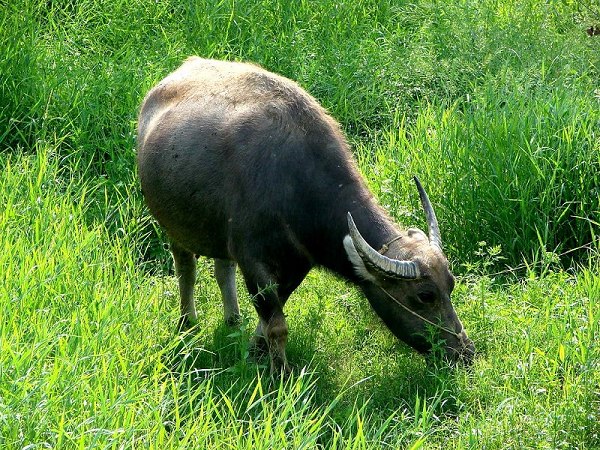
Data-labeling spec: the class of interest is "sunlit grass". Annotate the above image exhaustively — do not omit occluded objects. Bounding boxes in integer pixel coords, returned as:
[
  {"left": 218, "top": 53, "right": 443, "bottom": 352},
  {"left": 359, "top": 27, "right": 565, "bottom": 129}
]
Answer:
[{"left": 1, "top": 149, "right": 598, "bottom": 448}]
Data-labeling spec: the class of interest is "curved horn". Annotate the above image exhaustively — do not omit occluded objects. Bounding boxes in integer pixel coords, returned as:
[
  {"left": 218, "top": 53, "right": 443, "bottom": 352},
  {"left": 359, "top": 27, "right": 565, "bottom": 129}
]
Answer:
[
  {"left": 413, "top": 176, "right": 443, "bottom": 250},
  {"left": 347, "top": 212, "right": 420, "bottom": 279}
]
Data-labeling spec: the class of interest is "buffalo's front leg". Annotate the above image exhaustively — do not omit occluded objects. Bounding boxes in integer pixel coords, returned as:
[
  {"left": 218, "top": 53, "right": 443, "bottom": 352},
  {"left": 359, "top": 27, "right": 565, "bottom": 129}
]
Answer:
[
  {"left": 249, "top": 321, "right": 269, "bottom": 360},
  {"left": 240, "top": 262, "right": 290, "bottom": 375},
  {"left": 251, "top": 312, "right": 289, "bottom": 376}
]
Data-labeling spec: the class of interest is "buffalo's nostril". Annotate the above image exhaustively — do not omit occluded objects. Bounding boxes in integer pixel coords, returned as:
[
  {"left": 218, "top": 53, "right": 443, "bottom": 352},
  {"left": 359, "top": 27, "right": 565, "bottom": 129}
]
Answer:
[
  {"left": 450, "top": 330, "right": 475, "bottom": 365},
  {"left": 441, "top": 338, "right": 475, "bottom": 367}
]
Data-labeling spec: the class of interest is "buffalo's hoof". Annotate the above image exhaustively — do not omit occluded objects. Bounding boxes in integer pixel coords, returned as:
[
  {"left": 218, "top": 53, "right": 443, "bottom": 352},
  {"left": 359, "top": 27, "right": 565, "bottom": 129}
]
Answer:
[
  {"left": 248, "top": 334, "right": 269, "bottom": 361},
  {"left": 224, "top": 314, "right": 242, "bottom": 327},
  {"left": 177, "top": 315, "right": 197, "bottom": 332},
  {"left": 269, "top": 355, "right": 292, "bottom": 379}
]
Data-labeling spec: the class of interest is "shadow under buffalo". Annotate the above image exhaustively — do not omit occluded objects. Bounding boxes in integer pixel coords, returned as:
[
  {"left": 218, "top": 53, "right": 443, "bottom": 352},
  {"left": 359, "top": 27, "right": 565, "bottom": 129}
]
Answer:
[{"left": 156, "top": 314, "right": 468, "bottom": 435}]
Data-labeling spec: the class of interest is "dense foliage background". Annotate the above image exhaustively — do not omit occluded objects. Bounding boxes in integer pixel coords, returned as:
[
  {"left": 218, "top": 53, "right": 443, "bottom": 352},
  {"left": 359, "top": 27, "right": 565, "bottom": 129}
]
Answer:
[
  {"left": 2, "top": 0, "right": 599, "bottom": 266},
  {"left": 1, "top": 0, "right": 599, "bottom": 448}
]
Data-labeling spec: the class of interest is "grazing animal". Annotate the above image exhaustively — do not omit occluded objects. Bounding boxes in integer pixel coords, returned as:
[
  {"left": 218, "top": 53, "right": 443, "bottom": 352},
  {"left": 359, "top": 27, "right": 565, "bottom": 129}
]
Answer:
[{"left": 137, "top": 57, "right": 475, "bottom": 374}]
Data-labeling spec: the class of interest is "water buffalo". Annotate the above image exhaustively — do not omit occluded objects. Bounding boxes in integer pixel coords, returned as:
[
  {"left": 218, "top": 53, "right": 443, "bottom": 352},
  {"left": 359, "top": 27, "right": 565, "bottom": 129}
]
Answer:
[{"left": 137, "top": 57, "right": 474, "bottom": 374}]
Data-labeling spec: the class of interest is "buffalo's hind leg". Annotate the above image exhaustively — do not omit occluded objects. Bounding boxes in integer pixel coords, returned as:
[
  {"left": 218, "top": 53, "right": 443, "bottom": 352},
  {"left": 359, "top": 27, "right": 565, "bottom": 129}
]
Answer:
[
  {"left": 214, "top": 259, "right": 241, "bottom": 326},
  {"left": 171, "top": 241, "right": 197, "bottom": 330}
]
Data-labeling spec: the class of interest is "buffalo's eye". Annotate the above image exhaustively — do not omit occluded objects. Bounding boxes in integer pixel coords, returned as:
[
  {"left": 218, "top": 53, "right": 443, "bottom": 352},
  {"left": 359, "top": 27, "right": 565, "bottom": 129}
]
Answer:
[{"left": 416, "top": 291, "right": 436, "bottom": 304}]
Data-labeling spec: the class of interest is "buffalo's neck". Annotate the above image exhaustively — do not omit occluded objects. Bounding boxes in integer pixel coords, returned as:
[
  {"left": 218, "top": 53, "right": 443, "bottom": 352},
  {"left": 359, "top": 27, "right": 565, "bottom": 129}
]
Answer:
[
  {"left": 280, "top": 136, "right": 399, "bottom": 282},
  {"left": 305, "top": 183, "right": 398, "bottom": 281}
]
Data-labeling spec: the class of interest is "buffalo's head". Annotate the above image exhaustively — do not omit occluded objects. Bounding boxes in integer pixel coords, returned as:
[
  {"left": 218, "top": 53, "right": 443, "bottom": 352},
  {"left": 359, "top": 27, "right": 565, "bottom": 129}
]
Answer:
[{"left": 344, "top": 177, "right": 474, "bottom": 364}]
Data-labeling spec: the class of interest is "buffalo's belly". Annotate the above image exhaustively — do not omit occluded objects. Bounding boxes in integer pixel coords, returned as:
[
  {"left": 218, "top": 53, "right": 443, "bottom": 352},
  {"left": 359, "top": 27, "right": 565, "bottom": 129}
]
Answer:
[{"left": 147, "top": 192, "right": 230, "bottom": 259}]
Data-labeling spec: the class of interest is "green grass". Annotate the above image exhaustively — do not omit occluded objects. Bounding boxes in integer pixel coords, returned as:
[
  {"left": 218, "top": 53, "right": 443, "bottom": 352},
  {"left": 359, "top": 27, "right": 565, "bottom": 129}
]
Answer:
[{"left": 1, "top": 0, "right": 599, "bottom": 448}]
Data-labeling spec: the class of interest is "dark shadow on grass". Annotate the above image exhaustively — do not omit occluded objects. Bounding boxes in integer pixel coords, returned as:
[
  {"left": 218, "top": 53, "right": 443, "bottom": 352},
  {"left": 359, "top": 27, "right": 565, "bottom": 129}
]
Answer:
[
  {"left": 160, "top": 318, "right": 262, "bottom": 380},
  {"left": 157, "top": 317, "right": 272, "bottom": 433}
]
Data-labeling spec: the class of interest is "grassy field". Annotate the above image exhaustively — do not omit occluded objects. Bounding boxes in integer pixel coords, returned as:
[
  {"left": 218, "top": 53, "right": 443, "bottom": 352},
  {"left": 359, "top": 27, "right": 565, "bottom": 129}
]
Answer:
[{"left": 1, "top": 0, "right": 599, "bottom": 448}]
